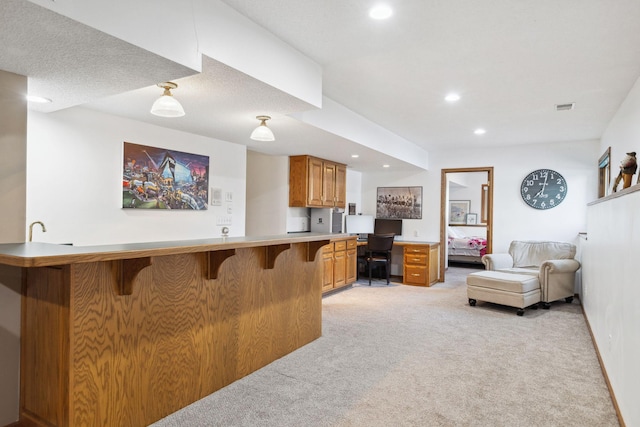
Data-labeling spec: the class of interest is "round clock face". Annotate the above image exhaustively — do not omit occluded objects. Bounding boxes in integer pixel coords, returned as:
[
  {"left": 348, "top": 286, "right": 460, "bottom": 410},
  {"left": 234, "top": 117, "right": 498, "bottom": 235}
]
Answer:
[{"left": 520, "top": 169, "right": 567, "bottom": 210}]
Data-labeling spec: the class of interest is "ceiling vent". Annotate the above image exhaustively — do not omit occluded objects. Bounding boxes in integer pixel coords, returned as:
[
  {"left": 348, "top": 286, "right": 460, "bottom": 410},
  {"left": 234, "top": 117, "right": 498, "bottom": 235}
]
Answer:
[{"left": 555, "top": 103, "right": 575, "bottom": 111}]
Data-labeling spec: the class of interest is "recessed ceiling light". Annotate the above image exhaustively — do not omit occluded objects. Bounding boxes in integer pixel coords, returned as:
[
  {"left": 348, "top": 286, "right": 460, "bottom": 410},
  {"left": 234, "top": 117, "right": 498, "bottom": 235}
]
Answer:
[
  {"left": 26, "top": 95, "right": 52, "bottom": 103},
  {"left": 445, "top": 93, "right": 461, "bottom": 102},
  {"left": 474, "top": 128, "right": 486, "bottom": 135},
  {"left": 351, "top": 154, "right": 359, "bottom": 158},
  {"left": 383, "top": 164, "right": 390, "bottom": 168},
  {"left": 369, "top": 5, "right": 393, "bottom": 19}
]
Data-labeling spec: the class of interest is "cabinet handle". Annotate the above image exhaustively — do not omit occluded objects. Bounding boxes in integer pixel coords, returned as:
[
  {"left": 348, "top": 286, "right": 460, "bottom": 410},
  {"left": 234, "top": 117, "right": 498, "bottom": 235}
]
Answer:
[
  {"left": 411, "top": 273, "right": 420, "bottom": 277},
  {"left": 413, "top": 258, "right": 421, "bottom": 262}
]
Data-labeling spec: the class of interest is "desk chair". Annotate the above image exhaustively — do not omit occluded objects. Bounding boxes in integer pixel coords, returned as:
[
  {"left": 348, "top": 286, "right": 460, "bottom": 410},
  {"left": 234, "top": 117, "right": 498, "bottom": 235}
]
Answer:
[{"left": 363, "top": 233, "right": 395, "bottom": 285}]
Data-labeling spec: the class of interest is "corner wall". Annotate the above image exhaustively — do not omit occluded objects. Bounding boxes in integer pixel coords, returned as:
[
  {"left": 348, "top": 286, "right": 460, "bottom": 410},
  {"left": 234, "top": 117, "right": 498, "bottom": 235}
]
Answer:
[
  {"left": 0, "top": 69, "right": 26, "bottom": 426},
  {"left": 586, "top": 74, "right": 640, "bottom": 426}
]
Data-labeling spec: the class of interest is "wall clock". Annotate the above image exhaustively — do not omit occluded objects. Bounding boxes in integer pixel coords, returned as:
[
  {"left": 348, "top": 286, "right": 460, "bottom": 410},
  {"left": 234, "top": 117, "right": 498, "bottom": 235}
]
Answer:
[{"left": 520, "top": 169, "right": 567, "bottom": 210}]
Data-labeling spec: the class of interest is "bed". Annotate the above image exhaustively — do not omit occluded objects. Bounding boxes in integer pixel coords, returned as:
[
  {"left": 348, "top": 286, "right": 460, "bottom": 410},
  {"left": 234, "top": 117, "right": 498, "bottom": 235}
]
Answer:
[{"left": 447, "top": 226, "right": 487, "bottom": 265}]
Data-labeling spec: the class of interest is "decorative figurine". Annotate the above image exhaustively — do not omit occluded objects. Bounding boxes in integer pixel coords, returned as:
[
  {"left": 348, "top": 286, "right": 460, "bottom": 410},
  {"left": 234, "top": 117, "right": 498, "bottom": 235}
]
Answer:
[{"left": 612, "top": 151, "right": 637, "bottom": 192}]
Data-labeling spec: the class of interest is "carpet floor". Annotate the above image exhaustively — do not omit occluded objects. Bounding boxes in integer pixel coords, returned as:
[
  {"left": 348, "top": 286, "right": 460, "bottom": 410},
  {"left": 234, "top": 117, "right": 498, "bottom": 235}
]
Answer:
[{"left": 151, "top": 266, "right": 618, "bottom": 427}]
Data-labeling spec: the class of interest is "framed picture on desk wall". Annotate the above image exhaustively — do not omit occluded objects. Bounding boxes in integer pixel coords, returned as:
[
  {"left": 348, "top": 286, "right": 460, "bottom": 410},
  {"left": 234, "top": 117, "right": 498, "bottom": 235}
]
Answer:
[{"left": 376, "top": 186, "right": 422, "bottom": 219}]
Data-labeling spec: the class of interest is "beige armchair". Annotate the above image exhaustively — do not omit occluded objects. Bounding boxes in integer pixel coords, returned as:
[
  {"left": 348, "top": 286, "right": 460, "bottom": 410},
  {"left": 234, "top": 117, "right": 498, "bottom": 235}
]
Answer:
[{"left": 482, "top": 240, "right": 580, "bottom": 308}]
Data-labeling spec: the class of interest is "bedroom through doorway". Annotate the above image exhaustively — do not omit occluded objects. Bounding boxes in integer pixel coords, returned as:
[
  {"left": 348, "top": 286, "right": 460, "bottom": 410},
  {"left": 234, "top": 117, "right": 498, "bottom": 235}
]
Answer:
[{"left": 439, "top": 167, "right": 494, "bottom": 282}]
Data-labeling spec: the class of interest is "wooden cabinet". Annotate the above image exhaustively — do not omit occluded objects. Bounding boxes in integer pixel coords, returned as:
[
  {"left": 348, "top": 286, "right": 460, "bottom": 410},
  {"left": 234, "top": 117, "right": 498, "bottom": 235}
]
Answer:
[
  {"left": 402, "top": 243, "right": 440, "bottom": 286},
  {"left": 322, "top": 237, "right": 357, "bottom": 293},
  {"left": 289, "top": 155, "right": 346, "bottom": 208}
]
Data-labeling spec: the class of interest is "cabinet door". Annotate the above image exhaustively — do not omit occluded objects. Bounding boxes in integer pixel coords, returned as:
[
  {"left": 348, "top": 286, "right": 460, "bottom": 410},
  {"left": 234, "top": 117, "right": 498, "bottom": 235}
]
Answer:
[
  {"left": 333, "top": 249, "right": 346, "bottom": 287},
  {"left": 308, "top": 157, "right": 324, "bottom": 207},
  {"left": 322, "top": 162, "right": 336, "bottom": 207},
  {"left": 346, "top": 248, "right": 357, "bottom": 284},
  {"left": 288, "top": 155, "right": 308, "bottom": 207},
  {"left": 322, "top": 251, "right": 334, "bottom": 292},
  {"left": 334, "top": 164, "right": 347, "bottom": 208}
]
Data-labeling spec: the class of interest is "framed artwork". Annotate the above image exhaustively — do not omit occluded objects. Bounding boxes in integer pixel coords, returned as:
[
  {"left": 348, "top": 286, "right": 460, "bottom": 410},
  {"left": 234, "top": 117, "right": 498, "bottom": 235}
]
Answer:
[
  {"left": 376, "top": 186, "right": 422, "bottom": 219},
  {"left": 449, "top": 200, "right": 470, "bottom": 225},
  {"left": 466, "top": 213, "right": 478, "bottom": 225},
  {"left": 122, "top": 142, "right": 209, "bottom": 210},
  {"left": 598, "top": 147, "right": 611, "bottom": 198}
]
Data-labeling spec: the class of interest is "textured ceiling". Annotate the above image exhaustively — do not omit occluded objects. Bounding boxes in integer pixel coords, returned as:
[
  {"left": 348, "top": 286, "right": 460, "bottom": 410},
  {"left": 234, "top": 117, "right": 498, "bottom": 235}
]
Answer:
[
  {"left": 0, "top": 0, "right": 197, "bottom": 112},
  {"left": 221, "top": 0, "right": 640, "bottom": 150},
  {"left": 3, "top": 0, "right": 640, "bottom": 172}
]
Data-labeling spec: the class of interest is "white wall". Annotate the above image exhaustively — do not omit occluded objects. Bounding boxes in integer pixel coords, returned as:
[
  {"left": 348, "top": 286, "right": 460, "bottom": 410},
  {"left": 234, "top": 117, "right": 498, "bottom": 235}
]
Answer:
[
  {"left": 0, "top": 70, "right": 27, "bottom": 243},
  {"left": 26, "top": 107, "right": 246, "bottom": 245},
  {"left": 584, "top": 74, "right": 640, "bottom": 427},
  {"left": 584, "top": 190, "right": 639, "bottom": 427},
  {"left": 601, "top": 76, "right": 640, "bottom": 189},
  {"left": 360, "top": 140, "right": 599, "bottom": 252},
  {"left": 448, "top": 171, "right": 487, "bottom": 224},
  {"left": 246, "top": 151, "right": 289, "bottom": 236}
]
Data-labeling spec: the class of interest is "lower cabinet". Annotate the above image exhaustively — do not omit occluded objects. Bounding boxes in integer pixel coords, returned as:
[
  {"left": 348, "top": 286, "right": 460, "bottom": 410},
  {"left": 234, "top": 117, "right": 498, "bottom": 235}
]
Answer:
[
  {"left": 402, "top": 243, "right": 440, "bottom": 286},
  {"left": 322, "top": 237, "right": 357, "bottom": 293}
]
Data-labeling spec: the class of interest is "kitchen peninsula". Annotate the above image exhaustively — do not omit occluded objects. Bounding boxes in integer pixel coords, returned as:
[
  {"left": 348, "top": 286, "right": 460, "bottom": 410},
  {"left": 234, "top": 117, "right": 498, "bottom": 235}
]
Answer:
[{"left": 0, "top": 234, "right": 336, "bottom": 427}]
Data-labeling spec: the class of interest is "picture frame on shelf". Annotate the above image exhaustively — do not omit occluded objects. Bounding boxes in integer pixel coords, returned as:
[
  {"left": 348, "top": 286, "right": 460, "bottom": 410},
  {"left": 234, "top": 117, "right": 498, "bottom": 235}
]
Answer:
[
  {"left": 466, "top": 213, "right": 478, "bottom": 225},
  {"left": 449, "top": 200, "right": 470, "bottom": 225}
]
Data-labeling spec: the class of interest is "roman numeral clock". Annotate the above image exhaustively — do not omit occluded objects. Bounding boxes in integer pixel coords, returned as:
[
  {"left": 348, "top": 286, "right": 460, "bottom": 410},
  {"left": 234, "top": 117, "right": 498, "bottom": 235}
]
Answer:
[{"left": 520, "top": 169, "right": 567, "bottom": 210}]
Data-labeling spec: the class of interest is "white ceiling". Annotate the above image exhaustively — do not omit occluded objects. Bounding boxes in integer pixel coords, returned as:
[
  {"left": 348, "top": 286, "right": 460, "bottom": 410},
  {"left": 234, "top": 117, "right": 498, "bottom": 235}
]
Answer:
[{"left": 3, "top": 0, "right": 640, "bottom": 172}]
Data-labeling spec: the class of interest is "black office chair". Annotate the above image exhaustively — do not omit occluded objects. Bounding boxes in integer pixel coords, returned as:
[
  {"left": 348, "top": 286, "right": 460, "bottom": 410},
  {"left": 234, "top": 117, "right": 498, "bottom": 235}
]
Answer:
[{"left": 364, "top": 233, "right": 395, "bottom": 285}]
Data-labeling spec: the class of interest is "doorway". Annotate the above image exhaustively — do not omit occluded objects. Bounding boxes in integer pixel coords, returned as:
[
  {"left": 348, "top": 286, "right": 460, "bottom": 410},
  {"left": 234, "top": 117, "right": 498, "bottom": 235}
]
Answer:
[{"left": 439, "top": 167, "right": 494, "bottom": 282}]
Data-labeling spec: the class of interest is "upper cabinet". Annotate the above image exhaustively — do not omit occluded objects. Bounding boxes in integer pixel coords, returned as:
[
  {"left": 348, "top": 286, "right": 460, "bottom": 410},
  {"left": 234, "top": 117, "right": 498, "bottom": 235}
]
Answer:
[{"left": 289, "top": 155, "right": 346, "bottom": 208}]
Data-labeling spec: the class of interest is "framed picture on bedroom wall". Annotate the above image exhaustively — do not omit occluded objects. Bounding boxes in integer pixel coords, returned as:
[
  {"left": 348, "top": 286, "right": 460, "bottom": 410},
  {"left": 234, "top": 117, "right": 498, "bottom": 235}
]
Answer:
[{"left": 449, "top": 200, "right": 470, "bottom": 225}]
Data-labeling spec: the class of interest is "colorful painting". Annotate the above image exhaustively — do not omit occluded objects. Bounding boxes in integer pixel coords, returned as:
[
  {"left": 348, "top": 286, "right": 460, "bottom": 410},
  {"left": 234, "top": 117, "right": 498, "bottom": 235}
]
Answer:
[{"left": 122, "top": 142, "right": 209, "bottom": 210}]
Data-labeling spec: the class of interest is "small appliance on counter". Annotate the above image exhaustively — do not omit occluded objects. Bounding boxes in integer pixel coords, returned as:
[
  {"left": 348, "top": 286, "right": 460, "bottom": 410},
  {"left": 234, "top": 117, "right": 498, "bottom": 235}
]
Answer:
[{"left": 310, "top": 208, "right": 343, "bottom": 233}]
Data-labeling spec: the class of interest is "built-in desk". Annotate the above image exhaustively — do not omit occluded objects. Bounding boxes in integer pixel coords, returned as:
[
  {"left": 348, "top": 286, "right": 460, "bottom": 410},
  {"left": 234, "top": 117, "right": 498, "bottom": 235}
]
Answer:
[
  {"left": 357, "top": 240, "right": 440, "bottom": 286},
  {"left": 0, "top": 233, "right": 335, "bottom": 427}
]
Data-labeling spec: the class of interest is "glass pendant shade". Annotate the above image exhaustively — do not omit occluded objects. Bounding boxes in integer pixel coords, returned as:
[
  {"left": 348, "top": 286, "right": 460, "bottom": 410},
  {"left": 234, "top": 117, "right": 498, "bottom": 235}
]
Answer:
[
  {"left": 250, "top": 116, "right": 275, "bottom": 141},
  {"left": 150, "top": 82, "right": 185, "bottom": 118}
]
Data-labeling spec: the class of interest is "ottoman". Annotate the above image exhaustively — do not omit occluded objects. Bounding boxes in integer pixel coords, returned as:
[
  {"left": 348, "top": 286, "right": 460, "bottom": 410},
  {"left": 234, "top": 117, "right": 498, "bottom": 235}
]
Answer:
[{"left": 467, "top": 271, "right": 541, "bottom": 316}]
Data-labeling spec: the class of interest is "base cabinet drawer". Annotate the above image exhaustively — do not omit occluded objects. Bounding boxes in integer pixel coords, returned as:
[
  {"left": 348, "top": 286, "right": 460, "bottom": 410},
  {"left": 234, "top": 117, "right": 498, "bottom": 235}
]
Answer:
[{"left": 404, "top": 265, "right": 427, "bottom": 285}]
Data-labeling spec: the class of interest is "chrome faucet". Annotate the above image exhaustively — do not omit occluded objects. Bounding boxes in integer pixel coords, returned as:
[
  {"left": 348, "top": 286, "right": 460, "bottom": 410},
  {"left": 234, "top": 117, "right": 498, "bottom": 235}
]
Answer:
[{"left": 29, "top": 221, "right": 47, "bottom": 242}]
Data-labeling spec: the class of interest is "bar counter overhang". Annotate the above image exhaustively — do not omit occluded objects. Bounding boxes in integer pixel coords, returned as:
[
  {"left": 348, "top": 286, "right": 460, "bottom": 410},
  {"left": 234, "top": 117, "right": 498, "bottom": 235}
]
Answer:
[{"left": 0, "top": 233, "right": 335, "bottom": 427}]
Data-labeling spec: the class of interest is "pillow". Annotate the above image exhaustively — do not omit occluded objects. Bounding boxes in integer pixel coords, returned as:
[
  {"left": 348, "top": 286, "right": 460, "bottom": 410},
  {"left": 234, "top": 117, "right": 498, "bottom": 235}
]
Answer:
[{"left": 447, "top": 227, "right": 465, "bottom": 239}]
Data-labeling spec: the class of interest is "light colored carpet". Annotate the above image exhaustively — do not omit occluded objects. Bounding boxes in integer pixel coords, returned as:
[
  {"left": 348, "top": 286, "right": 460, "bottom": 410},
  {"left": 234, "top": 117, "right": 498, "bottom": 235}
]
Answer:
[{"left": 151, "top": 267, "right": 618, "bottom": 426}]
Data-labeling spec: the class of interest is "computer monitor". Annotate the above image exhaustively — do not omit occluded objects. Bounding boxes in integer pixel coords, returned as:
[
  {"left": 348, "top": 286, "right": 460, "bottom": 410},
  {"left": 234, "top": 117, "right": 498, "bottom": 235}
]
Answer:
[
  {"left": 345, "top": 215, "right": 374, "bottom": 240},
  {"left": 374, "top": 218, "right": 402, "bottom": 236}
]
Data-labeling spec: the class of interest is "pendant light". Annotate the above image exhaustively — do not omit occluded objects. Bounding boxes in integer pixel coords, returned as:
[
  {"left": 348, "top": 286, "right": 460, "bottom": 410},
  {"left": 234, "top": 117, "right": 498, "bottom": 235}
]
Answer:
[
  {"left": 250, "top": 115, "right": 275, "bottom": 141},
  {"left": 150, "top": 82, "right": 185, "bottom": 117}
]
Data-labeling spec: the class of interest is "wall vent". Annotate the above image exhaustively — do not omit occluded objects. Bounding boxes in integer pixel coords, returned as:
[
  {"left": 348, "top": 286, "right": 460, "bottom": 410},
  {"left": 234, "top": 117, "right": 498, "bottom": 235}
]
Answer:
[{"left": 555, "top": 103, "right": 575, "bottom": 111}]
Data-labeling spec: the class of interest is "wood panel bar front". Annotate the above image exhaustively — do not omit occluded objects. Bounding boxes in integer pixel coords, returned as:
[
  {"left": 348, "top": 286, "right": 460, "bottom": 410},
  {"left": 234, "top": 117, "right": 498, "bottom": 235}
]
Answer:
[{"left": 2, "top": 235, "right": 334, "bottom": 427}]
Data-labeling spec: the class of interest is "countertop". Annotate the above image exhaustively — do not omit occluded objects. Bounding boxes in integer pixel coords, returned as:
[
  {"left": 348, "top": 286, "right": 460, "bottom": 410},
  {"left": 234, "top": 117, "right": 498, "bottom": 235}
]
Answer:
[{"left": 0, "top": 233, "right": 345, "bottom": 268}]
